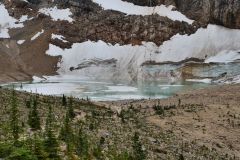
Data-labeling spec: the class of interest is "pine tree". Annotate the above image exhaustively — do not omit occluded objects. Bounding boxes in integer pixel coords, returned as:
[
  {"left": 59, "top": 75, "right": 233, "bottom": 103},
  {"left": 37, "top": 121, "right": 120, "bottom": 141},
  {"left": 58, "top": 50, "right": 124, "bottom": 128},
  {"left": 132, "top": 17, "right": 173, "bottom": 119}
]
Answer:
[
  {"left": 62, "top": 94, "right": 67, "bottom": 107},
  {"left": 10, "top": 90, "right": 20, "bottom": 145},
  {"left": 32, "top": 133, "right": 47, "bottom": 160},
  {"left": 44, "top": 104, "right": 59, "bottom": 159},
  {"left": 75, "top": 123, "right": 89, "bottom": 158},
  {"left": 132, "top": 132, "right": 146, "bottom": 160},
  {"left": 28, "top": 96, "right": 41, "bottom": 131},
  {"left": 68, "top": 97, "right": 75, "bottom": 119},
  {"left": 25, "top": 97, "right": 31, "bottom": 108},
  {"left": 59, "top": 111, "right": 74, "bottom": 153}
]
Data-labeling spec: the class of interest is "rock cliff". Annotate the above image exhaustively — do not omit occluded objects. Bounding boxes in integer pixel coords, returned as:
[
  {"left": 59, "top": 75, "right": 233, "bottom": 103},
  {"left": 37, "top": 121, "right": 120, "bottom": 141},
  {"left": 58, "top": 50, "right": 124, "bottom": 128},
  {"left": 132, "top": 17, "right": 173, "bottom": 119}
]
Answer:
[{"left": 123, "top": 0, "right": 240, "bottom": 28}]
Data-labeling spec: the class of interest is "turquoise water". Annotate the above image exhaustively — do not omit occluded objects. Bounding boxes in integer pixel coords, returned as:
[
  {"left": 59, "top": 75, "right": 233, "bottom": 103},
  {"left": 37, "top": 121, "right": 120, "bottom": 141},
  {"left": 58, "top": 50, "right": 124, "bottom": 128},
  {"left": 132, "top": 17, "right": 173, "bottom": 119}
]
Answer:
[{"left": 2, "top": 77, "right": 209, "bottom": 101}]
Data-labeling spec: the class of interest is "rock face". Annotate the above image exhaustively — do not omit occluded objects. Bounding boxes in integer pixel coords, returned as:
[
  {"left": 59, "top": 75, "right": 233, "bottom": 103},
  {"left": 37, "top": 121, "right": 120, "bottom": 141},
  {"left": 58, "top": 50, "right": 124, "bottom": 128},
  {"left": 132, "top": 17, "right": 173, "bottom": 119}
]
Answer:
[
  {"left": 52, "top": 12, "right": 197, "bottom": 46},
  {"left": 122, "top": 0, "right": 175, "bottom": 6},
  {"left": 122, "top": 0, "right": 240, "bottom": 29},
  {"left": 176, "top": 0, "right": 240, "bottom": 29},
  {"left": 43, "top": 0, "right": 198, "bottom": 46},
  {"left": 27, "top": 0, "right": 41, "bottom": 4}
]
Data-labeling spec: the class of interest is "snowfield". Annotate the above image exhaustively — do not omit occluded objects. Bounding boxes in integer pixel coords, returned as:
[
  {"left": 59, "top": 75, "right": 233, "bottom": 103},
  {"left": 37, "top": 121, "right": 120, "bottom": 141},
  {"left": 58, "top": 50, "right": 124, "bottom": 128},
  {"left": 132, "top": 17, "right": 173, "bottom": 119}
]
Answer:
[
  {"left": 46, "top": 25, "right": 240, "bottom": 81},
  {"left": 92, "top": 0, "right": 193, "bottom": 24},
  {"left": 39, "top": 7, "right": 73, "bottom": 22},
  {"left": 0, "top": 3, "right": 29, "bottom": 38}
]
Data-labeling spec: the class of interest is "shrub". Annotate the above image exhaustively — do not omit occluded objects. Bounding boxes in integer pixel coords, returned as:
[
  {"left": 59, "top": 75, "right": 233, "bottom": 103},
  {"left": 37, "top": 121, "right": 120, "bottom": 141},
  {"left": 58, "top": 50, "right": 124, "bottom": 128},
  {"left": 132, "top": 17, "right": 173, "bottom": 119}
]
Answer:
[
  {"left": 0, "top": 142, "right": 13, "bottom": 158},
  {"left": 153, "top": 105, "right": 164, "bottom": 116},
  {"left": 6, "top": 147, "right": 38, "bottom": 160}
]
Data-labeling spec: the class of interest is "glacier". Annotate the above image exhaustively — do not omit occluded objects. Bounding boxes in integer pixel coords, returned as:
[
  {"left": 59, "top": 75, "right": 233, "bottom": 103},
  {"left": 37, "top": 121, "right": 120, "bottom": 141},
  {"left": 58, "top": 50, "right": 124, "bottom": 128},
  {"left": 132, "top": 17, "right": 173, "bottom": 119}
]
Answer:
[{"left": 46, "top": 25, "right": 240, "bottom": 82}]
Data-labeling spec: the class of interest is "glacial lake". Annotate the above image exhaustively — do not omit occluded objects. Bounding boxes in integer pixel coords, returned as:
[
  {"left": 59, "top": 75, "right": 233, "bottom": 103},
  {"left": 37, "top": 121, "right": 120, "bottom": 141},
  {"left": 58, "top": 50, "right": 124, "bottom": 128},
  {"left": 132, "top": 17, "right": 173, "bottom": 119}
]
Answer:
[
  {"left": 3, "top": 62, "right": 239, "bottom": 101},
  {"left": 1, "top": 75, "right": 210, "bottom": 101}
]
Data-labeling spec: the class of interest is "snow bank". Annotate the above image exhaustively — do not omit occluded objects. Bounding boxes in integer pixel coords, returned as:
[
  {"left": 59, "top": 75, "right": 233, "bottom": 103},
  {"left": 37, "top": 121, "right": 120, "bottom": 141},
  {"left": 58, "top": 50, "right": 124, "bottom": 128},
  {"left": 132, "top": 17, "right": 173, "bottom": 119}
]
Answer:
[
  {"left": 0, "top": 4, "right": 25, "bottom": 38},
  {"left": 205, "top": 50, "right": 240, "bottom": 63},
  {"left": 39, "top": 7, "right": 73, "bottom": 22},
  {"left": 92, "top": 0, "right": 193, "bottom": 24},
  {"left": 46, "top": 25, "right": 240, "bottom": 81}
]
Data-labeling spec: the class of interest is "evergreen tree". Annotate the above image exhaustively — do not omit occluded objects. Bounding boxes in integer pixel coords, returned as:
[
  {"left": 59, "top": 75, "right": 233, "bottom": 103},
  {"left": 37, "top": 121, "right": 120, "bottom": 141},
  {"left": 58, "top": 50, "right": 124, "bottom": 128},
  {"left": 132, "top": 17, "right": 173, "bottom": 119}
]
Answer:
[
  {"left": 28, "top": 96, "right": 41, "bottom": 131},
  {"left": 75, "top": 123, "right": 89, "bottom": 158},
  {"left": 44, "top": 104, "right": 59, "bottom": 159},
  {"left": 25, "top": 97, "right": 31, "bottom": 109},
  {"left": 32, "top": 133, "right": 47, "bottom": 160},
  {"left": 10, "top": 90, "right": 20, "bottom": 145},
  {"left": 68, "top": 97, "right": 75, "bottom": 119},
  {"left": 132, "top": 132, "right": 146, "bottom": 160},
  {"left": 62, "top": 94, "right": 67, "bottom": 107},
  {"left": 59, "top": 111, "right": 74, "bottom": 154}
]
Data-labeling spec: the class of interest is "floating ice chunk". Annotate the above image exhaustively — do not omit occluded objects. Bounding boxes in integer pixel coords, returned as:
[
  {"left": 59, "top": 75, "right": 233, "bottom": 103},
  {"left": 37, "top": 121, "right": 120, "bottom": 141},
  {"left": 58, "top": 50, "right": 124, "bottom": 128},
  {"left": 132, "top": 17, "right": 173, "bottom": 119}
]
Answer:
[
  {"left": 106, "top": 85, "right": 138, "bottom": 92},
  {"left": 186, "top": 79, "right": 212, "bottom": 84}
]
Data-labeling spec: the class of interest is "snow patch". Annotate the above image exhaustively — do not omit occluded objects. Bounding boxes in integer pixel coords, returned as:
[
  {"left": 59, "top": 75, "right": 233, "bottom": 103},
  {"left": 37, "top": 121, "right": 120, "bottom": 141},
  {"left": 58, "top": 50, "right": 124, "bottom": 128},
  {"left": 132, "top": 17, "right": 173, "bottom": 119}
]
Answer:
[
  {"left": 0, "top": 4, "right": 24, "bottom": 38},
  {"left": 51, "top": 34, "right": 68, "bottom": 43},
  {"left": 17, "top": 40, "right": 25, "bottom": 45},
  {"left": 31, "top": 29, "right": 44, "bottom": 41},
  {"left": 92, "top": 0, "right": 193, "bottom": 24},
  {"left": 39, "top": 7, "right": 73, "bottom": 22},
  {"left": 0, "top": 3, "right": 32, "bottom": 38}
]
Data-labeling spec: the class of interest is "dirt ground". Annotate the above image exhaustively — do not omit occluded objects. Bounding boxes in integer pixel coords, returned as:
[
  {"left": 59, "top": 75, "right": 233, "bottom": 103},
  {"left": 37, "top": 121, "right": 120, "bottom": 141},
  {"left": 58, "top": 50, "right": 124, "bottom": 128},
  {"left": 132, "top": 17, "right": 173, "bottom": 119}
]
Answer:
[{"left": 103, "top": 84, "right": 240, "bottom": 158}]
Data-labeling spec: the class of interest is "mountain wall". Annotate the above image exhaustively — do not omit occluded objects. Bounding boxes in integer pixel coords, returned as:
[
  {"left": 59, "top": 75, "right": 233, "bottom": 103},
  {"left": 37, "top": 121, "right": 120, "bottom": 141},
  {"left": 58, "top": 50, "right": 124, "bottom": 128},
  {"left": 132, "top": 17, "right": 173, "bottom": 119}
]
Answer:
[{"left": 123, "top": 0, "right": 240, "bottom": 29}]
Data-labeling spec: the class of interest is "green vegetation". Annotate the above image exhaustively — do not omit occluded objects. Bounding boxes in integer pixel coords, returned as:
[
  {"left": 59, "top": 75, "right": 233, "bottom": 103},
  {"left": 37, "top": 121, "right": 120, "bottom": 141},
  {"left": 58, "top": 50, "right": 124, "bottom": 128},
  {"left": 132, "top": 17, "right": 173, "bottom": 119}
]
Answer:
[
  {"left": 0, "top": 91, "right": 137, "bottom": 160},
  {"left": 132, "top": 132, "right": 146, "bottom": 160},
  {"left": 153, "top": 104, "right": 164, "bottom": 116},
  {"left": 0, "top": 88, "right": 237, "bottom": 160},
  {"left": 28, "top": 96, "right": 41, "bottom": 131},
  {"left": 44, "top": 104, "right": 59, "bottom": 159},
  {"left": 10, "top": 90, "right": 20, "bottom": 145}
]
